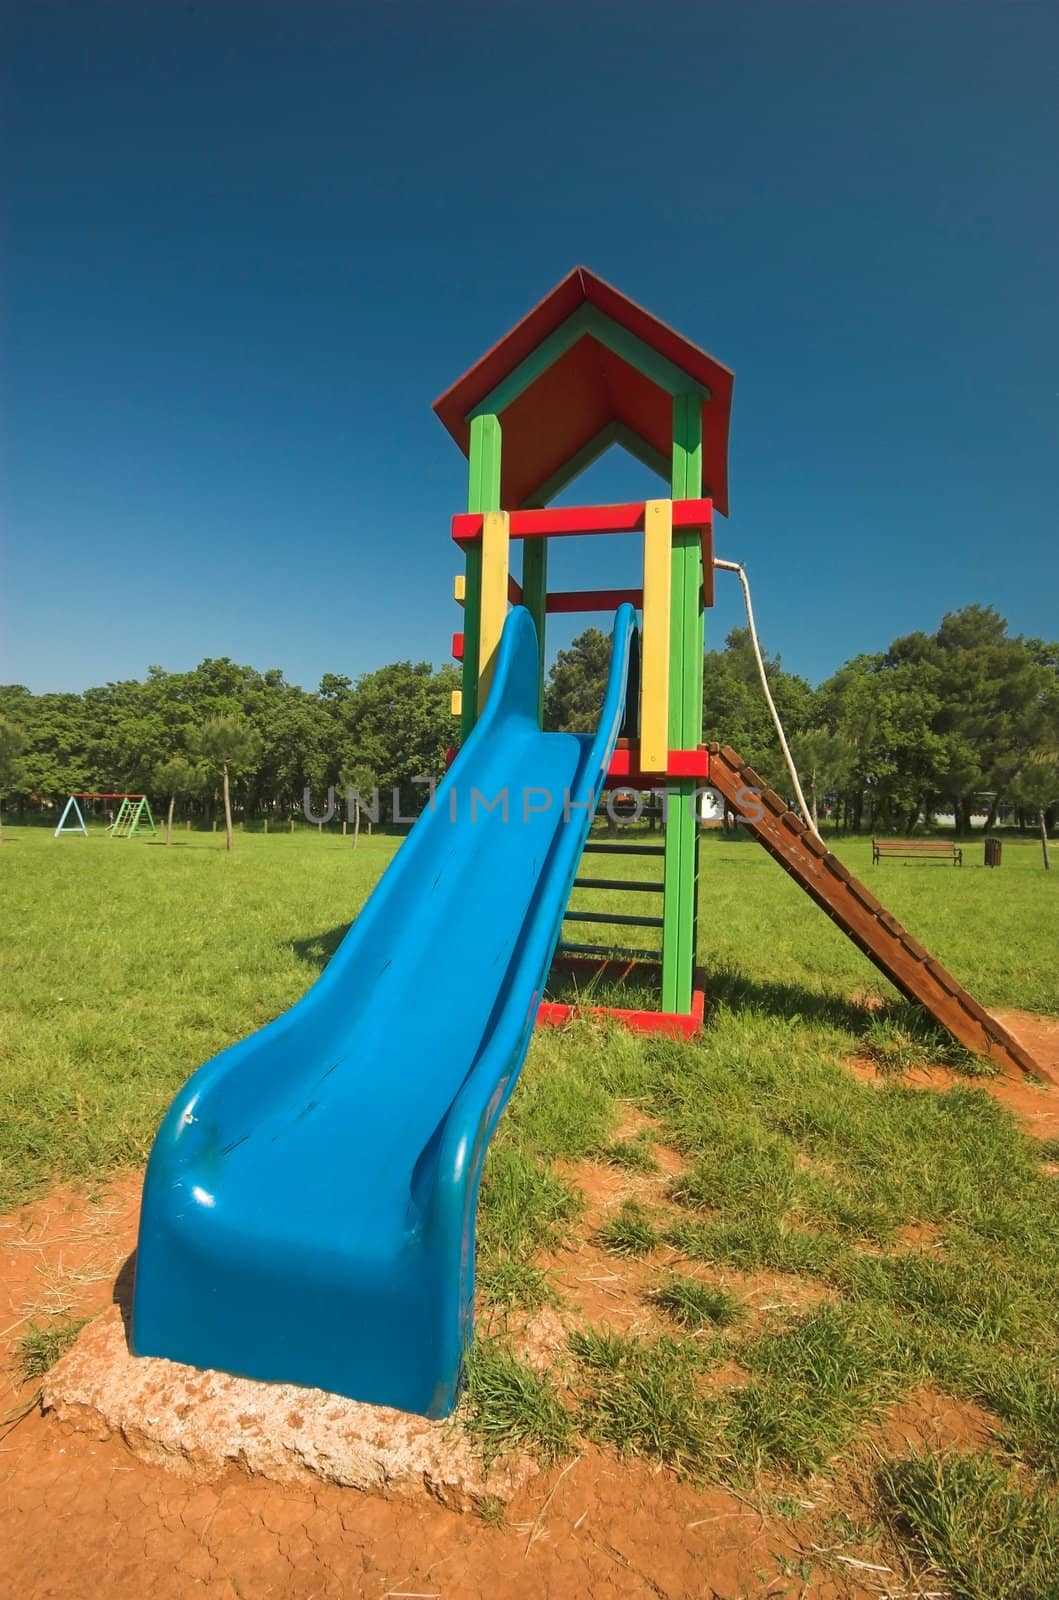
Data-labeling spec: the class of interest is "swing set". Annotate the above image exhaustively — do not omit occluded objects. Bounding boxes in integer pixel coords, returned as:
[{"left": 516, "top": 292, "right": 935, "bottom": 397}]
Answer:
[{"left": 53, "top": 792, "right": 157, "bottom": 839}]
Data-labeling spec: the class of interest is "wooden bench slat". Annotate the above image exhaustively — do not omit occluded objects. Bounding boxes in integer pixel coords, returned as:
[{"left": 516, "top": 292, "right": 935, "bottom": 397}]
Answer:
[{"left": 872, "top": 839, "right": 962, "bottom": 866}]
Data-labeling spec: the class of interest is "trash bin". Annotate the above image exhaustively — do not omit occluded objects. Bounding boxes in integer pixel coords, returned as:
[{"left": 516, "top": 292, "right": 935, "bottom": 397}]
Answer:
[{"left": 984, "top": 837, "right": 1002, "bottom": 868}]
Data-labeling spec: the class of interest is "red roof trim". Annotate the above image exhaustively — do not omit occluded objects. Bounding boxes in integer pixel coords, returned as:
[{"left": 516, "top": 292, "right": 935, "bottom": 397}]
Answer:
[
  {"left": 433, "top": 267, "right": 732, "bottom": 443},
  {"left": 432, "top": 268, "right": 734, "bottom": 515}
]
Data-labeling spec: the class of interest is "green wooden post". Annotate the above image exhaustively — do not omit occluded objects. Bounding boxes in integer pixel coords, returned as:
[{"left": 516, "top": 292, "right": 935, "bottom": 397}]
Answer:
[
  {"left": 661, "top": 395, "right": 705, "bottom": 1013},
  {"left": 521, "top": 539, "right": 548, "bottom": 723},
  {"left": 461, "top": 414, "right": 502, "bottom": 741}
]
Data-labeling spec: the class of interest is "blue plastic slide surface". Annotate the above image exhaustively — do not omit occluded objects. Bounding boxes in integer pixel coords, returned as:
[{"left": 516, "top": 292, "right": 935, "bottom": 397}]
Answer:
[{"left": 133, "top": 604, "right": 637, "bottom": 1417}]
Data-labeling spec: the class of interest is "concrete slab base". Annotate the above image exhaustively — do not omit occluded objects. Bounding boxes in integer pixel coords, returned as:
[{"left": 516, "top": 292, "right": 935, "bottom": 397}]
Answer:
[{"left": 42, "top": 1306, "right": 533, "bottom": 1510}]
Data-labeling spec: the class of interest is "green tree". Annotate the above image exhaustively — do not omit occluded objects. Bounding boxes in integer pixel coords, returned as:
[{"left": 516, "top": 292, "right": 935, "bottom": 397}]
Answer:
[
  {"left": 1010, "top": 762, "right": 1058, "bottom": 870},
  {"left": 931, "top": 606, "right": 1054, "bottom": 834},
  {"left": 0, "top": 715, "right": 25, "bottom": 842},
  {"left": 0, "top": 689, "right": 94, "bottom": 798},
  {"left": 789, "top": 728, "right": 854, "bottom": 832},
  {"left": 335, "top": 661, "right": 459, "bottom": 821},
  {"left": 813, "top": 609, "right": 1059, "bottom": 835},
  {"left": 190, "top": 716, "right": 263, "bottom": 852},
  {"left": 545, "top": 629, "right": 611, "bottom": 733},
  {"left": 153, "top": 755, "right": 205, "bottom": 846},
  {"left": 340, "top": 761, "right": 378, "bottom": 849},
  {"left": 701, "top": 629, "right": 815, "bottom": 794},
  {"left": 816, "top": 652, "right": 947, "bottom": 833}
]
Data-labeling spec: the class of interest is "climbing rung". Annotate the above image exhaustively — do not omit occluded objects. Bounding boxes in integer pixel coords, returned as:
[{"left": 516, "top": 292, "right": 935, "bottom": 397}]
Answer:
[
  {"left": 573, "top": 877, "right": 664, "bottom": 893},
  {"left": 563, "top": 910, "right": 664, "bottom": 928},
  {"left": 582, "top": 842, "right": 664, "bottom": 856},
  {"left": 558, "top": 941, "right": 660, "bottom": 962}
]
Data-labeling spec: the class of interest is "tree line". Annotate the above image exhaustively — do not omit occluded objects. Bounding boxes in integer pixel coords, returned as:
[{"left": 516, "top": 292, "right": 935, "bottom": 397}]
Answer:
[
  {"left": 546, "top": 605, "right": 1059, "bottom": 844},
  {"left": 1, "top": 604, "right": 1057, "bottom": 846},
  {"left": 0, "top": 657, "right": 461, "bottom": 845}
]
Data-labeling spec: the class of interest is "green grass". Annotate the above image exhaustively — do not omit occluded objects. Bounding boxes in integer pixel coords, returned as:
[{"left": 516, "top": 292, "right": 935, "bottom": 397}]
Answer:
[
  {"left": 16, "top": 1317, "right": 88, "bottom": 1381},
  {"left": 877, "top": 1452, "right": 1059, "bottom": 1600},
  {"left": 593, "top": 1132, "right": 659, "bottom": 1172},
  {"left": 558, "top": 827, "right": 1059, "bottom": 1014},
  {"left": 861, "top": 1006, "right": 993, "bottom": 1075},
  {"left": 2, "top": 824, "right": 1054, "bottom": 1211},
  {"left": 569, "top": 1327, "right": 719, "bottom": 1475},
  {"left": 728, "top": 1303, "right": 906, "bottom": 1474},
  {"left": 462, "top": 1339, "right": 573, "bottom": 1466},
  {"left": 595, "top": 1200, "right": 662, "bottom": 1257},
  {"left": 476, "top": 1259, "right": 557, "bottom": 1314},
  {"left": 0, "top": 827, "right": 401, "bottom": 1210},
  {"left": 653, "top": 1273, "right": 742, "bottom": 1330},
  {"left": 2, "top": 821, "right": 1058, "bottom": 1582},
  {"left": 471, "top": 1009, "right": 1059, "bottom": 1570}
]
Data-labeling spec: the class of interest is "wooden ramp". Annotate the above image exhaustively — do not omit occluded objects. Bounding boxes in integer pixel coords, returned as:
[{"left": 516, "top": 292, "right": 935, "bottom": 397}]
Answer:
[{"left": 706, "top": 744, "right": 1050, "bottom": 1084}]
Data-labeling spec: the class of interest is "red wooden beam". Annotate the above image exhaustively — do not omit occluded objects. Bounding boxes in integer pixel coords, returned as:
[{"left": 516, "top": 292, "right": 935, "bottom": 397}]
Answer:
[
  {"left": 451, "top": 631, "right": 464, "bottom": 661},
  {"left": 452, "top": 498, "right": 713, "bottom": 545},
  {"left": 537, "top": 998, "right": 702, "bottom": 1039},
  {"left": 537, "top": 958, "right": 705, "bottom": 1039},
  {"left": 605, "top": 747, "right": 710, "bottom": 783},
  {"left": 508, "top": 574, "right": 523, "bottom": 604},
  {"left": 545, "top": 588, "right": 644, "bottom": 614}
]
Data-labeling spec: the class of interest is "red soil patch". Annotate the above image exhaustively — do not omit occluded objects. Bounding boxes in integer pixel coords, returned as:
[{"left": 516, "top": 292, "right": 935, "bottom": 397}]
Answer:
[
  {"left": 0, "top": 1170, "right": 141, "bottom": 1411},
  {"left": 610, "top": 1106, "right": 658, "bottom": 1140},
  {"left": 665, "top": 1257, "right": 833, "bottom": 1329},
  {"left": 609, "top": 1107, "right": 687, "bottom": 1177},
  {"left": 541, "top": 1239, "right": 662, "bottom": 1336},
  {"left": 994, "top": 1009, "right": 1059, "bottom": 1079},
  {"left": 538, "top": 1157, "right": 674, "bottom": 1337},
  {"left": 872, "top": 1387, "right": 996, "bottom": 1457},
  {"left": 2, "top": 1416, "right": 869, "bottom": 1600},
  {"left": 895, "top": 1221, "right": 943, "bottom": 1251},
  {"left": 0, "top": 1175, "right": 869, "bottom": 1599},
  {"left": 539, "top": 1148, "right": 833, "bottom": 1344}
]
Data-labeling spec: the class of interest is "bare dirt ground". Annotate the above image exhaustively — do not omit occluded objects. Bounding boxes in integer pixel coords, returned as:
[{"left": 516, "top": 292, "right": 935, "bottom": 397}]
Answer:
[
  {"left": 0, "top": 1175, "right": 857, "bottom": 1600},
  {"left": 1, "top": 1008, "right": 1055, "bottom": 1600}
]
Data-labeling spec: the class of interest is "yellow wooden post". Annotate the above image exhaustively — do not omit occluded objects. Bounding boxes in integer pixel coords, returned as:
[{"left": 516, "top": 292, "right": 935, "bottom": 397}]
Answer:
[
  {"left": 478, "top": 510, "right": 510, "bottom": 706},
  {"left": 640, "top": 499, "right": 672, "bottom": 772}
]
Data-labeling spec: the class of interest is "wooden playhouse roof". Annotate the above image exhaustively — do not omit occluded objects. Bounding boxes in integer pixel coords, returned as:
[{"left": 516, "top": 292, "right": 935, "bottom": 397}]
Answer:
[{"left": 433, "top": 267, "right": 734, "bottom": 514}]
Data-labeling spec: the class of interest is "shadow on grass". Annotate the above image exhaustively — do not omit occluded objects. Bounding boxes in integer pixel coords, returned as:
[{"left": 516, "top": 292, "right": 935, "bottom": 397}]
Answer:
[
  {"left": 705, "top": 967, "right": 881, "bottom": 1036},
  {"left": 706, "top": 966, "right": 977, "bottom": 1063},
  {"left": 289, "top": 924, "right": 352, "bottom": 971},
  {"left": 285, "top": 929, "right": 952, "bottom": 1064}
]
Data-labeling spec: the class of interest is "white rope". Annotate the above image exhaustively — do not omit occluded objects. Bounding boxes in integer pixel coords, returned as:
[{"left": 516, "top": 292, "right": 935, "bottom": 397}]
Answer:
[{"left": 713, "top": 558, "right": 822, "bottom": 841}]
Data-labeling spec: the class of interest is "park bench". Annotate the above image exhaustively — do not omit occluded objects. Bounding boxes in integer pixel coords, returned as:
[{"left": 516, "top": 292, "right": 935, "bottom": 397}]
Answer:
[{"left": 872, "top": 838, "right": 962, "bottom": 866}]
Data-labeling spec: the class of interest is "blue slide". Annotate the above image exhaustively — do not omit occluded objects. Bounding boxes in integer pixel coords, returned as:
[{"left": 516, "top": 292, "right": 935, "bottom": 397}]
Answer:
[{"left": 133, "top": 604, "right": 637, "bottom": 1418}]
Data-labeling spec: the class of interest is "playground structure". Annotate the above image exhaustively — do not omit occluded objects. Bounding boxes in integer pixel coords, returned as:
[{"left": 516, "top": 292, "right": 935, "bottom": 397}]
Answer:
[
  {"left": 106, "top": 794, "right": 157, "bottom": 838},
  {"left": 53, "top": 793, "right": 157, "bottom": 838},
  {"left": 53, "top": 795, "right": 88, "bottom": 837},
  {"left": 438, "top": 268, "right": 730, "bottom": 1033},
  {"left": 133, "top": 268, "right": 1047, "bottom": 1426}
]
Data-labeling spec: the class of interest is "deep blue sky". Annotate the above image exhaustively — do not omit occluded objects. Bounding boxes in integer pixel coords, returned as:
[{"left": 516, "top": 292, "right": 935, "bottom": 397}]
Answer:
[{"left": 3, "top": 1, "right": 1057, "bottom": 695}]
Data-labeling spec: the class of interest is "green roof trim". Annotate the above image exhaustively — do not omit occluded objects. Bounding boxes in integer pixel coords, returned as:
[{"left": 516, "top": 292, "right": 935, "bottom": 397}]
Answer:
[
  {"left": 521, "top": 421, "right": 669, "bottom": 510},
  {"left": 469, "top": 304, "right": 711, "bottom": 423}
]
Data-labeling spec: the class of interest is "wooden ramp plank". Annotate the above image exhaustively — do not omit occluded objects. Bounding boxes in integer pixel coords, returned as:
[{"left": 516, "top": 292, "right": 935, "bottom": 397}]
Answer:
[{"left": 707, "top": 745, "right": 1050, "bottom": 1084}]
